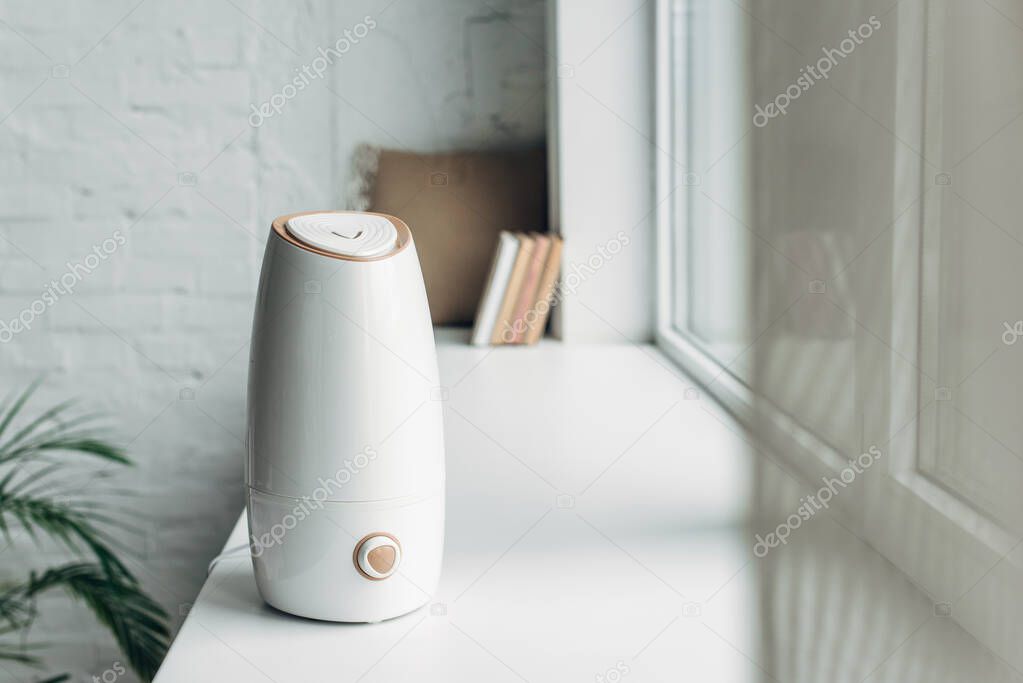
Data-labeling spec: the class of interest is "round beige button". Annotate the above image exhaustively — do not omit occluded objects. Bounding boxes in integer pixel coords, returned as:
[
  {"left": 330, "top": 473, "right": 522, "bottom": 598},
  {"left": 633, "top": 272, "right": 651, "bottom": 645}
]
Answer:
[{"left": 354, "top": 533, "right": 401, "bottom": 580}]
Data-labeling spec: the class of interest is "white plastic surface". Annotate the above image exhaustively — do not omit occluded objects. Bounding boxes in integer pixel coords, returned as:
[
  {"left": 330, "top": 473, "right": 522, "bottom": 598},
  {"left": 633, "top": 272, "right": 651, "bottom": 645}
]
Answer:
[
  {"left": 246, "top": 489, "right": 442, "bottom": 622},
  {"left": 247, "top": 226, "right": 445, "bottom": 503},
  {"left": 285, "top": 213, "right": 398, "bottom": 258},
  {"left": 246, "top": 216, "right": 444, "bottom": 623}
]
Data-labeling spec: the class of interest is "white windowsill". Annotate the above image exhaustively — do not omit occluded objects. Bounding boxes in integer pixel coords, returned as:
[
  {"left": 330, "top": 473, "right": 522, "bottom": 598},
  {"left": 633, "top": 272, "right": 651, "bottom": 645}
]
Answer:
[{"left": 154, "top": 341, "right": 752, "bottom": 682}]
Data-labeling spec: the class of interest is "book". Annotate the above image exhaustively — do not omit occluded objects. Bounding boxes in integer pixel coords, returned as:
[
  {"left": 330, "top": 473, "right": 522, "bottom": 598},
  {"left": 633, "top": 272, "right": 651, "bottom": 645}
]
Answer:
[
  {"left": 523, "top": 236, "right": 563, "bottom": 344},
  {"left": 490, "top": 234, "right": 535, "bottom": 345},
  {"left": 470, "top": 232, "right": 520, "bottom": 346},
  {"left": 507, "top": 234, "right": 552, "bottom": 343}
]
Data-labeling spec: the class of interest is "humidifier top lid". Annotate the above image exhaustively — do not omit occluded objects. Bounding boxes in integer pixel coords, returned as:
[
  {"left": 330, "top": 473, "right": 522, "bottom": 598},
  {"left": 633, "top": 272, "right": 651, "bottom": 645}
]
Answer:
[{"left": 285, "top": 212, "right": 399, "bottom": 259}]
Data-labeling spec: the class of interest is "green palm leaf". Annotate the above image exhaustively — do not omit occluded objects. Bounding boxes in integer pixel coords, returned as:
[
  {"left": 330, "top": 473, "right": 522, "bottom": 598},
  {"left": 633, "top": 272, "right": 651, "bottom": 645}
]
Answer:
[
  {"left": 0, "top": 492, "right": 133, "bottom": 582},
  {"left": 25, "top": 563, "right": 169, "bottom": 681},
  {"left": 0, "top": 380, "right": 44, "bottom": 444},
  {"left": 0, "top": 383, "right": 170, "bottom": 681}
]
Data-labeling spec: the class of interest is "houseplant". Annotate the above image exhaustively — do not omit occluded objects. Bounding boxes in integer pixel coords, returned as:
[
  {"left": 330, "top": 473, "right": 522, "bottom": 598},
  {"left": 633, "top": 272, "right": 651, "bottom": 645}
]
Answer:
[{"left": 0, "top": 381, "right": 169, "bottom": 681}]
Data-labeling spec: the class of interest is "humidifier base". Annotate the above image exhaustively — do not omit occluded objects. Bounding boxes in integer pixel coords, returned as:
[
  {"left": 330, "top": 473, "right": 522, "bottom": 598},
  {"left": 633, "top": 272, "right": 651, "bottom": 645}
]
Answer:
[{"left": 246, "top": 488, "right": 444, "bottom": 623}]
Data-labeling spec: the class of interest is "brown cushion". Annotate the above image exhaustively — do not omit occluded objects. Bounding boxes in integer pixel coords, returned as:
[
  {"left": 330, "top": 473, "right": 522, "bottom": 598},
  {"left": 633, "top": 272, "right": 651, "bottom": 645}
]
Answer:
[{"left": 367, "top": 147, "right": 547, "bottom": 325}]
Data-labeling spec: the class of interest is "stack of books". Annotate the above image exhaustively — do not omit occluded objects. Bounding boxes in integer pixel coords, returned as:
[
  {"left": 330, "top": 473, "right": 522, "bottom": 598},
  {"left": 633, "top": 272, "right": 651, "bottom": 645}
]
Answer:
[{"left": 470, "top": 232, "right": 563, "bottom": 346}]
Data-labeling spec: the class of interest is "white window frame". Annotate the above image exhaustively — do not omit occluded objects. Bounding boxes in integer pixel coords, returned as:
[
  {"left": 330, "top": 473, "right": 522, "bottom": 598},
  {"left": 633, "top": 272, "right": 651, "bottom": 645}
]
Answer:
[
  {"left": 653, "top": 0, "right": 844, "bottom": 476},
  {"left": 653, "top": 0, "right": 1020, "bottom": 658},
  {"left": 653, "top": 0, "right": 754, "bottom": 415},
  {"left": 653, "top": 0, "right": 1016, "bottom": 544}
]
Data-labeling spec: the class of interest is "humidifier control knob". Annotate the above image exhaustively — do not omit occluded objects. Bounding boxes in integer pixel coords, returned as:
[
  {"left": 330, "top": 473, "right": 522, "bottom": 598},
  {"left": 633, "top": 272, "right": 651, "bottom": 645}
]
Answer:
[{"left": 354, "top": 533, "right": 401, "bottom": 580}]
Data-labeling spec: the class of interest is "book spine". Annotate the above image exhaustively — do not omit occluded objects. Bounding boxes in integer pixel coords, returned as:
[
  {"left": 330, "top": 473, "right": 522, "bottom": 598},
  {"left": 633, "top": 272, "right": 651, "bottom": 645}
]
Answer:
[
  {"left": 524, "top": 237, "right": 563, "bottom": 344},
  {"left": 470, "top": 232, "right": 517, "bottom": 346},
  {"left": 490, "top": 235, "right": 534, "bottom": 345},
  {"left": 508, "top": 235, "right": 551, "bottom": 343}
]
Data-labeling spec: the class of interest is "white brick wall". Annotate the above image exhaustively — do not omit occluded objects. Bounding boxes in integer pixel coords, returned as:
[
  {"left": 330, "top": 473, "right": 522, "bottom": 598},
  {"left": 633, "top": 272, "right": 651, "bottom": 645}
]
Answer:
[{"left": 0, "top": 0, "right": 544, "bottom": 680}]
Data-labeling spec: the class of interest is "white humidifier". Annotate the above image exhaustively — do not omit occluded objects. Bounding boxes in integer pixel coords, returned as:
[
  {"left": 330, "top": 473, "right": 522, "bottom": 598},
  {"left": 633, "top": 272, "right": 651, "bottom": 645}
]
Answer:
[{"left": 246, "top": 210, "right": 445, "bottom": 622}]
